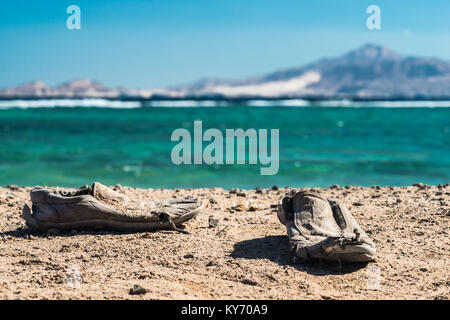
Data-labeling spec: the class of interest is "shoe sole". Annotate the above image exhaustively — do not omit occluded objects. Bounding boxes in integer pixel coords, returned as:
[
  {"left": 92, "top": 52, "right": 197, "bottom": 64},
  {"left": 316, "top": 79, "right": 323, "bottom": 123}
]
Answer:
[{"left": 22, "top": 202, "right": 203, "bottom": 232}]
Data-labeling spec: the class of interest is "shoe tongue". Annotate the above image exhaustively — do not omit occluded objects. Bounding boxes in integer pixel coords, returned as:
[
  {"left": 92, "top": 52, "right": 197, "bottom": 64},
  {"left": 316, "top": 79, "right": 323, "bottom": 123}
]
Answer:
[
  {"left": 329, "top": 202, "right": 347, "bottom": 230},
  {"left": 91, "top": 182, "right": 129, "bottom": 203}
]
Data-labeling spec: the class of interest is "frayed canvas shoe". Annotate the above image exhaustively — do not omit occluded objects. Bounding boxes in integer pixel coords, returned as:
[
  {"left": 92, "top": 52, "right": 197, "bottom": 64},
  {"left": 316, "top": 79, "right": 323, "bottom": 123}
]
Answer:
[
  {"left": 22, "top": 182, "right": 203, "bottom": 232},
  {"left": 277, "top": 190, "right": 376, "bottom": 262}
]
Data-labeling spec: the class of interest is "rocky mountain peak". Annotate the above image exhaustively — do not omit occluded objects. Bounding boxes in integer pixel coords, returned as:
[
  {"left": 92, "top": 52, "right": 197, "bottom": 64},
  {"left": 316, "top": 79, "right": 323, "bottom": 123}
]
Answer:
[
  {"left": 56, "top": 78, "right": 105, "bottom": 91},
  {"left": 343, "top": 43, "right": 401, "bottom": 61}
]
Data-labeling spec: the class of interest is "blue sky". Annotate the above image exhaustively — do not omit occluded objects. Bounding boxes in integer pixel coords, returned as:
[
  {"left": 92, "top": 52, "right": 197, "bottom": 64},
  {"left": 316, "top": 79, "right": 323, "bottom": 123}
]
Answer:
[{"left": 1, "top": 0, "right": 449, "bottom": 88}]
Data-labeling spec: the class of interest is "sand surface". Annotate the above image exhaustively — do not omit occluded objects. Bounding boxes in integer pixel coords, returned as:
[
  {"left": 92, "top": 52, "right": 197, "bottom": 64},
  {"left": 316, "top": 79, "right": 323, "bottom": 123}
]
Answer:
[{"left": 0, "top": 184, "right": 449, "bottom": 300}]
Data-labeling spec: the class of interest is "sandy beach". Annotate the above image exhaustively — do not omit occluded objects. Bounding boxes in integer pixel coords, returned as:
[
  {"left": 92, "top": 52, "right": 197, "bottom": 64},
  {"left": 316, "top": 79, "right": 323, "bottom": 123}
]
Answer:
[{"left": 0, "top": 184, "right": 448, "bottom": 300}]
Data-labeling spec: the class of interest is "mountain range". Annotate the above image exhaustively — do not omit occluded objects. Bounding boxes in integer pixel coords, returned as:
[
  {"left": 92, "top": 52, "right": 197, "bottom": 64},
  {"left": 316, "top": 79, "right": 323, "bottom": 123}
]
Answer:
[{"left": 2, "top": 44, "right": 450, "bottom": 100}]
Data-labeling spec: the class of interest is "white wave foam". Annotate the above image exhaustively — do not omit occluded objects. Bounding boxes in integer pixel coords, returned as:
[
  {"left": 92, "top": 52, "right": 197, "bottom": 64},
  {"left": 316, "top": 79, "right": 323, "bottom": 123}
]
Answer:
[
  {"left": 149, "top": 100, "right": 219, "bottom": 107},
  {"left": 247, "top": 99, "right": 310, "bottom": 107},
  {"left": 314, "top": 100, "right": 450, "bottom": 108},
  {"left": 0, "top": 99, "right": 449, "bottom": 109},
  {"left": 0, "top": 99, "right": 142, "bottom": 109}
]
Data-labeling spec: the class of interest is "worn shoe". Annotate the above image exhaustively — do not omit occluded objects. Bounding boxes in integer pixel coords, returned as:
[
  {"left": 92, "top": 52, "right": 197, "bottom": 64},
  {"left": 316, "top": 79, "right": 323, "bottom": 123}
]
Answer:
[
  {"left": 277, "top": 190, "right": 376, "bottom": 262},
  {"left": 22, "top": 182, "right": 203, "bottom": 232}
]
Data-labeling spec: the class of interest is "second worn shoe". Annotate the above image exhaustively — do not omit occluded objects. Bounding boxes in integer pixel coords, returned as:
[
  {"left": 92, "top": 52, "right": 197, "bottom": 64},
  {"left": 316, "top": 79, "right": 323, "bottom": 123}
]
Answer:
[
  {"left": 22, "top": 182, "right": 203, "bottom": 232},
  {"left": 277, "top": 190, "right": 376, "bottom": 262}
]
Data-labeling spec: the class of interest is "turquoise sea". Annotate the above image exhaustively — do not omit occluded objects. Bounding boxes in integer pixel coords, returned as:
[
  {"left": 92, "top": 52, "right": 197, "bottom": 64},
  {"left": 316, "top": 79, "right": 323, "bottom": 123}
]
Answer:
[{"left": 0, "top": 103, "right": 449, "bottom": 189}]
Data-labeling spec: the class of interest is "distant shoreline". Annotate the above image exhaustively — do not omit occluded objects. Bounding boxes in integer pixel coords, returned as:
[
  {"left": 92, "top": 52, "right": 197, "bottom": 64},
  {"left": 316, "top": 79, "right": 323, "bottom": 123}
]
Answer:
[
  {"left": 1, "top": 97, "right": 450, "bottom": 109},
  {"left": 2, "top": 95, "right": 450, "bottom": 102}
]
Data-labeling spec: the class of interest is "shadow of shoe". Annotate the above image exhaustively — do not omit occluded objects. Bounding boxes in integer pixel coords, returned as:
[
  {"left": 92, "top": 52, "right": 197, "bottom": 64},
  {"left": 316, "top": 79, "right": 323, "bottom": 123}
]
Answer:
[{"left": 230, "top": 235, "right": 369, "bottom": 276}]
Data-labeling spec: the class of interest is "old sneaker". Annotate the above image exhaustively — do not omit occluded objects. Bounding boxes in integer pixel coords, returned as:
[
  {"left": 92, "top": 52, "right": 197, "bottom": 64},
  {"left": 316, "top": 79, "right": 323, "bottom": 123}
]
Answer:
[
  {"left": 277, "top": 190, "right": 376, "bottom": 262},
  {"left": 22, "top": 182, "right": 202, "bottom": 232}
]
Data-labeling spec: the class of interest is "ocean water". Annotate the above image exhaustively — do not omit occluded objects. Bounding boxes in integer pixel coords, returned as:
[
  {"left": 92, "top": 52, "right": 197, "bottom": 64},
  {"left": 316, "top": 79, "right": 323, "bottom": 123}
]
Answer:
[{"left": 0, "top": 104, "right": 449, "bottom": 189}]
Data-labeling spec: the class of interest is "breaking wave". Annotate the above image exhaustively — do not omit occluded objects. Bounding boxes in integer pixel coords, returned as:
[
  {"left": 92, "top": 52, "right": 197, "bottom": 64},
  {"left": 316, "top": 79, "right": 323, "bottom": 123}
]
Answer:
[
  {"left": 0, "top": 99, "right": 449, "bottom": 109},
  {"left": 0, "top": 99, "right": 142, "bottom": 109}
]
